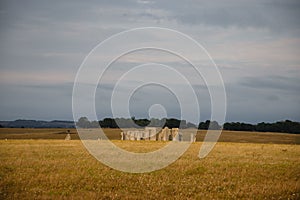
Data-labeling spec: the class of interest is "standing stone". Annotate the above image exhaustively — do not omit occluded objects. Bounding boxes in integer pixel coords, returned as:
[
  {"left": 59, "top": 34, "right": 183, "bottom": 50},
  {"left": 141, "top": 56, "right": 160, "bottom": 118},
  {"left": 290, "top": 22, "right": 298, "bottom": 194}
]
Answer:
[
  {"left": 121, "top": 132, "right": 124, "bottom": 140},
  {"left": 178, "top": 132, "right": 183, "bottom": 141},
  {"left": 136, "top": 131, "right": 140, "bottom": 140},
  {"left": 65, "top": 133, "right": 71, "bottom": 140},
  {"left": 144, "top": 129, "right": 150, "bottom": 140},
  {"left": 125, "top": 131, "right": 129, "bottom": 140},
  {"left": 127, "top": 131, "right": 131, "bottom": 140},
  {"left": 171, "top": 128, "right": 179, "bottom": 141},
  {"left": 157, "top": 128, "right": 162, "bottom": 141},
  {"left": 191, "top": 133, "right": 196, "bottom": 142},
  {"left": 161, "top": 127, "right": 170, "bottom": 141},
  {"left": 130, "top": 131, "right": 135, "bottom": 140},
  {"left": 172, "top": 133, "right": 177, "bottom": 141},
  {"left": 140, "top": 130, "right": 145, "bottom": 140},
  {"left": 139, "top": 131, "right": 144, "bottom": 140},
  {"left": 134, "top": 131, "right": 139, "bottom": 140},
  {"left": 173, "top": 131, "right": 182, "bottom": 142},
  {"left": 144, "top": 127, "right": 157, "bottom": 141}
]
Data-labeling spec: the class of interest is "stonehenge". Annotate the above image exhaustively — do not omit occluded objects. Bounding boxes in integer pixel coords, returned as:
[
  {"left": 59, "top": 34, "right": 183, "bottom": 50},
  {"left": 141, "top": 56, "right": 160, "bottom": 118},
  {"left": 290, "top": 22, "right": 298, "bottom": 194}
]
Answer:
[{"left": 120, "top": 127, "right": 196, "bottom": 142}]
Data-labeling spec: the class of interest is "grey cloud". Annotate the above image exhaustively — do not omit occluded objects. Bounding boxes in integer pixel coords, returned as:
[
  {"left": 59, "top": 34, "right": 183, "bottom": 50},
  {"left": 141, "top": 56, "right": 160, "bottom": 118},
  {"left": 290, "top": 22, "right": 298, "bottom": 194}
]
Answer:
[
  {"left": 21, "top": 82, "right": 73, "bottom": 95},
  {"left": 0, "top": 0, "right": 299, "bottom": 123},
  {"left": 239, "top": 75, "right": 300, "bottom": 92},
  {"left": 0, "top": 83, "right": 73, "bottom": 120},
  {"left": 150, "top": 0, "right": 300, "bottom": 31},
  {"left": 224, "top": 82, "right": 300, "bottom": 123}
]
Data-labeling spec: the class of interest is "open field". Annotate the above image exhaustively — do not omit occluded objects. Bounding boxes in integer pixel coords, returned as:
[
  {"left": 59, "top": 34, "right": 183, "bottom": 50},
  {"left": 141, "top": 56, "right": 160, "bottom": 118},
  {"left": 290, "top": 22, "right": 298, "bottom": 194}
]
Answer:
[
  {"left": 0, "top": 129, "right": 299, "bottom": 199},
  {"left": 0, "top": 128, "right": 299, "bottom": 144},
  {"left": 0, "top": 140, "right": 299, "bottom": 199}
]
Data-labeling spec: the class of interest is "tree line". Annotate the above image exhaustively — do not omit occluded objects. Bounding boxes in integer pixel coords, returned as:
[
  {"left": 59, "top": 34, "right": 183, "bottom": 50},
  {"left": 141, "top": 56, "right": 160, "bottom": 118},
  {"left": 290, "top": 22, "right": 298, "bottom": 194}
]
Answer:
[
  {"left": 77, "top": 117, "right": 300, "bottom": 134},
  {"left": 77, "top": 117, "right": 197, "bottom": 129},
  {"left": 223, "top": 120, "right": 300, "bottom": 134}
]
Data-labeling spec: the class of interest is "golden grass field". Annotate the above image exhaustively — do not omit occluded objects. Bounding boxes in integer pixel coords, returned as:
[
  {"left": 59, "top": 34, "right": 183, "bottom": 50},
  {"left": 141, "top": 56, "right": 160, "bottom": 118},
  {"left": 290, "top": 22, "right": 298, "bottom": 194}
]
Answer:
[{"left": 0, "top": 128, "right": 299, "bottom": 199}]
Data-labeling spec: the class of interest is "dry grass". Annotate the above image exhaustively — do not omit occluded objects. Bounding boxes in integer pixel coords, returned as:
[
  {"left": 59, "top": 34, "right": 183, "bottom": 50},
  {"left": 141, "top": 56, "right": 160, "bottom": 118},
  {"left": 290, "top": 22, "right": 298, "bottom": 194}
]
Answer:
[
  {"left": 198, "top": 130, "right": 300, "bottom": 144},
  {"left": 0, "top": 128, "right": 299, "bottom": 144},
  {"left": 0, "top": 139, "right": 299, "bottom": 199}
]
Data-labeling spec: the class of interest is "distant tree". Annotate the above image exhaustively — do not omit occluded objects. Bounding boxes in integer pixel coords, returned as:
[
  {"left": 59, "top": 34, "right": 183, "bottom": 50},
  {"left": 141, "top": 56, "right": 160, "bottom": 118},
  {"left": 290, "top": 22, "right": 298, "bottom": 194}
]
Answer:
[
  {"left": 240, "top": 123, "right": 255, "bottom": 131},
  {"left": 224, "top": 122, "right": 254, "bottom": 131},
  {"left": 90, "top": 121, "right": 99, "bottom": 128},
  {"left": 165, "top": 118, "right": 181, "bottom": 128},
  {"left": 223, "top": 120, "right": 300, "bottom": 134},
  {"left": 198, "top": 121, "right": 209, "bottom": 130},
  {"left": 198, "top": 120, "right": 221, "bottom": 130},
  {"left": 99, "top": 118, "right": 118, "bottom": 128},
  {"left": 76, "top": 116, "right": 300, "bottom": 134},
  {"left": 76, "top": 117, "right": 91, "bottom": 128},
  {"left": 186, "top": 122, "right": 197, "bottom": 128},
  {"left": 180, "top": 120, "right": 187, "bottom": 129},
  {"left": 210, "top": 121, "right": 221, "bottom": 130},
  {"left": 135, "top": 118, "right": 150, "bottom": 127},
  {"left": 115, "top": 118, "right": 133, "bottom": 128},
  {"left": 148, "top": 118, "right": 164, "bottom": 127},
  {"left": 255, "top": 122, "right": 267, "bottom": 132},
  {"left": 289, "top": 121, "right": 300, "bottom": 134}
]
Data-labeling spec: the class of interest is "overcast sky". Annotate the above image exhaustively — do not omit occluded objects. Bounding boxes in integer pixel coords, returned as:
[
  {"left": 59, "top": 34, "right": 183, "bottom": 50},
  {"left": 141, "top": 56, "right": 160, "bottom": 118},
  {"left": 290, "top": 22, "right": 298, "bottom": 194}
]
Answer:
[{"left": 0, "top": 0, "right": 299, "bottom": 123}]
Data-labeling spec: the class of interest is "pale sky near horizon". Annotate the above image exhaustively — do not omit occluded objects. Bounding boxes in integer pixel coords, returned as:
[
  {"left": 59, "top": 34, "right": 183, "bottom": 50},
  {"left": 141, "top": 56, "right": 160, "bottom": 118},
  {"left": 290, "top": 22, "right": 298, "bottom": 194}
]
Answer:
[{"left": 0, "top": 0, "right": 299, "bottom": 123}]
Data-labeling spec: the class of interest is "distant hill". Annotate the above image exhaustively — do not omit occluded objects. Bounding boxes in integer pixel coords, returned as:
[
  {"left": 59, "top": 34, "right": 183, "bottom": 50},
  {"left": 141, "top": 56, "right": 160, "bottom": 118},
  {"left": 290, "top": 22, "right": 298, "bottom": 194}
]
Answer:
[{"left": 0, "top": 119, "right": 75, "bottom": 128}]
